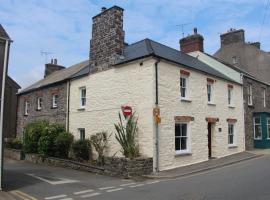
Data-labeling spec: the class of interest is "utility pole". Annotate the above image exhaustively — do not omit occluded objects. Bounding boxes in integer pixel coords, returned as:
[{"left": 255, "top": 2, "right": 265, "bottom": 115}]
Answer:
[{"left": 176, "top": 23, "right": 191, "bottom": 38}]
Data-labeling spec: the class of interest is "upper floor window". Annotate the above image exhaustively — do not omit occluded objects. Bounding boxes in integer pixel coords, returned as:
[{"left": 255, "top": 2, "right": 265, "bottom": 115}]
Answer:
[
  {"left": 207, "top": 79, "right": 214, "bottom": 104},
  {"left": 228, "top": 85, "right": 233, "bottom": 106},
  {"left": 37, "top": 97, "right": 42, "bottom": 110},
  {"left": 247, "top": 84, "right": 253, "bottom": 105},
  {"left": 52, "top": 94, "right": 58, "bottom": 108},
  {"left": 263, "top": 88, "right": 266, "bottom": 108},
  {"left": 24, "top": 101, "right": 29, "bottom": 115},
  {"left": 228, "top": 123, "right": 235, "bottom": 146},
  {"left": 254, "top": 117, "right": 262, "bottom": 140},
  {"left": 175, "top": 122, "right": 190, "bottom": 154},
  {"left": 80, "top": 87, "right": 86, "bottom": 108}
]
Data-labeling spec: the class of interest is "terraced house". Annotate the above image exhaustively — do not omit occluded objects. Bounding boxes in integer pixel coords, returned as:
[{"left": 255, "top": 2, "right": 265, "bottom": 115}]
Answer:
[{"left": 68, "top": 6, "right": 245, "bottom": 171}]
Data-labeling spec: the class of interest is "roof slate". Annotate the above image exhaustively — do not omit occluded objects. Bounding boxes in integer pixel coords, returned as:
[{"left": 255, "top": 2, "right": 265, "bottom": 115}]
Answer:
[
  {"left": 19, "top": 60, "right": 90, "bottom": 94},
  {"left": 115, "top": 39, "right": 235, "bottom": 83}
]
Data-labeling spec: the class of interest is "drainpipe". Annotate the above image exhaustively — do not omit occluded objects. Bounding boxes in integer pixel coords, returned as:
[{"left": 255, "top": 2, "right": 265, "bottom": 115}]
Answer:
[
  {"left": 66, "top": 80, "right": 70, "bottom": 132},
  {"left": 0, "top": 37, "right": 10, "bottom": 190},
  {"left": 240, "top": 74, "right": 246, "bottom": 150},
  {"left": 154, "top": 58, "right": 160, "bottom": 172}
]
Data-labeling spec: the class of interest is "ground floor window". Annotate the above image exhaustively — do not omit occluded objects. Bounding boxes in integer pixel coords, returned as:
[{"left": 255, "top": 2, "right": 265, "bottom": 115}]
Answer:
[
  {"left": 228, "top": 123, "right": 235, "bottom": 146},
  {"left": 79, "top": 128, "right": 85, "bottom": 140},
  {"left": 254, "top": 117, "right": 262, "bottom": 140},
  {"left": 175, "top": 123, "right": 189, "bottom": 154}
]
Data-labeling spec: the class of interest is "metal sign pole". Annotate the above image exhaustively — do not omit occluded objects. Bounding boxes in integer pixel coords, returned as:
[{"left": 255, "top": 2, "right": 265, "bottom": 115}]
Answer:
[{"left": 0, "top": 38, "right": 9, "bottom": 190}]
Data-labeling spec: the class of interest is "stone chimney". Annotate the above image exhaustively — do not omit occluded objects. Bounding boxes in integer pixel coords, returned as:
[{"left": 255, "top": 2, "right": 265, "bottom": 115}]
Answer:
[
  {"left": 44, "top": 58, "right": 65, "bottom": 78},
  {"left": 220, "top": 28, "right": 245, "bottom": 47},
  {"left": 180, "top": 28, "right": 204, "bottom": 53},
  {"left": 89, "top": 6, "right": 125, "bottom": 69}
]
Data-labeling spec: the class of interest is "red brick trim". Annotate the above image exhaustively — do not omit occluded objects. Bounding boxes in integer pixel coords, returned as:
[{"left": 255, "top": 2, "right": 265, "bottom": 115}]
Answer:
[
  {"left": 175, "top": 116, "right": 194, "bottom": 122},
  {"left": 227, "top": 118, "right": 237, "bottom": 123},
  {"left": 180, "top": 69, "right": 190, "bottom": 76},
  {"left": 205, "top": 117, "right": 219, "bottom": 123},
  {"left": 51, "top": 88, "right": 60, "bottom": 94},
  {"left": 36, "top": 91, "right": 43, "bottom": 97},
  {"left": 228, "top": 84, "right": 234, "bottom": 88},
  {"left": 207, "top": 78, "right": 215, "bottom": 83}
]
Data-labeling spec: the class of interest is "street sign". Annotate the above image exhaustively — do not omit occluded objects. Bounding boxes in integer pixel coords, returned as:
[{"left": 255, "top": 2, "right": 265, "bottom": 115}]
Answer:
[{"left": 121, "top": 105, "right": 132, "bottom": 118}]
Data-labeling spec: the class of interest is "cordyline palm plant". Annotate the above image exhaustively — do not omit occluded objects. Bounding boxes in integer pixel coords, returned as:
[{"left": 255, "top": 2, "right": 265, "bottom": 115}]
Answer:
[{"left": 114, "top": 112, "right": 139, "bottom": 159}]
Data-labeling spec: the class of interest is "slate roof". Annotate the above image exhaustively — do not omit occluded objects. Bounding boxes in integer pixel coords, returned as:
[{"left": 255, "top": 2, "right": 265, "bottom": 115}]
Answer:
[
  {"left": 19, "top": 60, "right": 90, "bottom": 94},
  {"left": 0, "top": 24, "right": 11, "bottom": 40},
  {"left": 115, "top": 39, "right": 235, "bottom": 83}
]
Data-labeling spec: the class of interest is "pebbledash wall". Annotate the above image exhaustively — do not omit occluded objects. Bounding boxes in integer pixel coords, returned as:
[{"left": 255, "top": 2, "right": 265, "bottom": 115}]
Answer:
[
  {"left": 69, "top": 58, "right": 156, "bottom": 158},
  {"left": 69, "top": 57, "right": 245, "bottom": 171},
  {"left": 17, "top": 83, "right": 67, "bottom": 136}
]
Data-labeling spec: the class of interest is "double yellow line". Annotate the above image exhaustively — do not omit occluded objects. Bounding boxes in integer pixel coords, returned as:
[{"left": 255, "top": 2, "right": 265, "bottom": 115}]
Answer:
[{"left": 10, "top": 190, "right": 37, "bottom": 200}]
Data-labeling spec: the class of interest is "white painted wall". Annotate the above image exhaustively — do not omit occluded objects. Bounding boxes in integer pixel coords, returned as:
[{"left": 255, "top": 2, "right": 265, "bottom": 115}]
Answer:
[{"left": 158, "top": 61, "right": 245, "bottom": 171}]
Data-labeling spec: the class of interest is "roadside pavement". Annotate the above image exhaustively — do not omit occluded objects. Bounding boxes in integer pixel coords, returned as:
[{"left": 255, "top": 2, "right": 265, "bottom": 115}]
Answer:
[
  {"left": 145, "top": 151, "right": 260, "bottom": 179},
  {"left": 0, "top": 191, "right": 16, "bottom": 200}
]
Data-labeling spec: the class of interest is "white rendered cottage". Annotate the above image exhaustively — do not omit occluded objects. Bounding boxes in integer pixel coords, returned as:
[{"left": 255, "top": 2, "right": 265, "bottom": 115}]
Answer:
[{"left": 68, "top": 39, "right": 245, "bottom": 171}]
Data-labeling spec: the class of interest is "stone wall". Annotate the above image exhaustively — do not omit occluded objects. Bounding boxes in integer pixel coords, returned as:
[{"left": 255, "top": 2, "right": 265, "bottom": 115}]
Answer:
[
  {"left": 4, "top": 148, "right": 24, "bottom": 160},
  {"left": 90, "top": 6, "right": 125, "bottom": 68},
  {"left": 243, "top": 77, "right": 270, "bottom": 150},
  {"left": 16, "top": 83, "right": 67, "bottom": 136}
]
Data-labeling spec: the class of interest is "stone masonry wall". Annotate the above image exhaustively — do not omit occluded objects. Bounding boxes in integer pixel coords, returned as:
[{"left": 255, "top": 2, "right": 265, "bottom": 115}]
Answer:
[
  {"left": 243, "top": 77, "right": 270, "bottom": 150},
  {"left": 90, "top": 6, "right": 125, "bottom": 68},
  {"left": 16, "top": 83, "right": 67, "bottom": 136}
]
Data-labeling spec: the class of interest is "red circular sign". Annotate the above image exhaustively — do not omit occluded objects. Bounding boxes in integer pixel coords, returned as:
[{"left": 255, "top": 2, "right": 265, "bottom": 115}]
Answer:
[{"left": 122, "top": 105, "right": 132, "bottom": 117}]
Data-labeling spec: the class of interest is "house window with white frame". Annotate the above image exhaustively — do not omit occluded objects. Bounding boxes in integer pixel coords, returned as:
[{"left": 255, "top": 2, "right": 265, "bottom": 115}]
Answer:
[
  {"left": 79, "top": 128, "right": 85, "bottom": 140},
  {"left": 52, "top": 94, "right": 58, "bottom": 108},
  {"left": 267, "top": 118, "right": 270, "bottom": 139},
  {"left": 175, "top": 123, "right": 189, "bottom": 154},
  {"left": 207, "top": 81, "right": 214, "bottom": 103},
  {"left": 228, "top": 123, "right": 235, "bottom": 146},
  {"left": 263, "top": 88, "right": 266, "bottom": 108},
  {"left": 24, "top": 100, "right": 29, "bottom": 115},
  {"left": 247, "top": 84, "right": 253, "bottom": 105},
  {"left": 180, "top": 76, "right": 188, "bottom": 100},
  {"left": 254, "top": 117, "right": 262, "bottom": 139},
  {"left": 80, "top": 87, "right": 86, "bottom": 108},
  {"left": 228, "top": 86, "right": 233, "bottom": 106},
  {"left": 37, "top": 97, "right": 42, "bottom": 110}
]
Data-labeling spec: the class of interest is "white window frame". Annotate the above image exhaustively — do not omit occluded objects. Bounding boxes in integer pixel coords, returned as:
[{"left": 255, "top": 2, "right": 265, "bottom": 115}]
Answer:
[
  {"left": 175, "top": 122, "right": 191, "bottom": 154},
  {"left": 180, "top": 75, "right": 189, "bottom": 100},
  {"left": 52, "top": 94, "right": 58, "bottom": 108},
  {"left": 228, "top": 87, "right": 233, "bottom": 106},
  {"left": 254, "top": 117, "right": 262, "bottom": 140},
  {"left": 80, "top": 87, "right": 86, "bottom": 108},
  {"left": 207, "top": 82, "right": 214, "bottom": 104},
  {"left": 79, "top": 128, "right": 85, "bottom": 140},
  {"left": 263, "top": 88, "right": 266, "bottom": 108},
  {"left": 247, "top": 84, "right": 253, "bottom": 106},
  {"left": 24, "top": 101, "right": 29, "bottom": 115},
  {"left": 228, "top": 123, "right": 236, "bottom": 146},
  {"left": 267, "top": 118, "right": 270, "bottom": 140},
  {"left": 37, "top": 97, "right": 42, "bottom": 110}
]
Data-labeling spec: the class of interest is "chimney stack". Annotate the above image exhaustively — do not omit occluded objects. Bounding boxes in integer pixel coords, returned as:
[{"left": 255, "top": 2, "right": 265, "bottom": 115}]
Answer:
[
  {"left": 179, "top": 27, "right": 204, "bottom": 53},
  {"left": 220, "top": 28, "right": 245, "bottom": 47},
  {"left": 89, "top": 6, "right": 125, "bottom": 69},
  {"left": 44, "top": 58, "right": 65, "bottom": 78}
]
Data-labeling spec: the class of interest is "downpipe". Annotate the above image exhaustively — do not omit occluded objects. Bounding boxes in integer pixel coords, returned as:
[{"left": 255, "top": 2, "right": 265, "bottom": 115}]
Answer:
[{"left": 155, "top": 58, "right": 160, "bottom": 172}]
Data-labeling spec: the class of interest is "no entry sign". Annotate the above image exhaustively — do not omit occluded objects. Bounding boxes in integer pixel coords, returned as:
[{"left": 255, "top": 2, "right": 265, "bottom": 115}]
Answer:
[{"left": 121, "top": 105, "right": 132, "bottom": 117}]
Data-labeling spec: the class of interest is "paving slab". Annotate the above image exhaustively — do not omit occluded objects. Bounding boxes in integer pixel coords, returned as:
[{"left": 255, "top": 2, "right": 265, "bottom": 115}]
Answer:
[
  {"left": 145, "top": 151, "right": 261, "bottom": 179},
  {"left": 0, "top": 191, "right": 16, "bottom": 200}
]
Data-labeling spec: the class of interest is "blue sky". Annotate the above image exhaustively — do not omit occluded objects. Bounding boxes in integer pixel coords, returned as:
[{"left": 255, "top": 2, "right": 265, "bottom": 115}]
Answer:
[{"left": 1, "top": 0, "right": 270, "bottom": 88}]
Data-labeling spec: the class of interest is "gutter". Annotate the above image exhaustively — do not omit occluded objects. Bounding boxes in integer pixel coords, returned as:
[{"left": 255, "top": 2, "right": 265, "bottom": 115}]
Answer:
[{"left": 154, "top": 58, "right": 160, "bottom": 172}]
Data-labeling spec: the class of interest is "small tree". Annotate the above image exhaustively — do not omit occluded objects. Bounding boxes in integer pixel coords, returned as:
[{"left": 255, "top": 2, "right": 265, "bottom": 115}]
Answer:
[
  {"left": 54, "top": 132, "right": 74, "bottom": 158},
  {"left": 72, "top": 139, "right": 91, "bottom": 161},
  {"left": 90, "top": 131, "right": 110, "bottom": 165},
  {"left": 114, "top": 112, "right": 139, "bottom": 159}
]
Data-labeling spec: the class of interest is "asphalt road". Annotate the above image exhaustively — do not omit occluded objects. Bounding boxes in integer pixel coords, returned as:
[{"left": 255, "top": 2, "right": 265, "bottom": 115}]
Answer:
[{"left": 3, "top": 155, "right": 270, "bottom": 200}]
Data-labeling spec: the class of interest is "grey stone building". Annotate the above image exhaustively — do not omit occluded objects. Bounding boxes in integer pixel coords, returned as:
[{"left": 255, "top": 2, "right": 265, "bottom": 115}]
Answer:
[
  {"left": 214, "top": 28, "right": 270, "bottom": 84},
  {"left": 16, "top": 60, "right": 89, "bottom": 136},
  {"left": 0, "top": 24, "right": 21, "bottom": 138}
]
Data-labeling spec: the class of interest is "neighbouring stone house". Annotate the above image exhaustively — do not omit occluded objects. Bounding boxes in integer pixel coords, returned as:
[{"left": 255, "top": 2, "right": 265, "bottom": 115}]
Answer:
[
  {"left": 16, "top": 59, "right": 90, "bottom": 136},
  {"left": 184, "top": 28, "right": 270, "bottom": 150},
  {"left": 214, "top": 28, "right": 270, "bottom": 84},
  {"left": 68, "top": 6, "right": 245, "bottom": 171},
  {"left": 0, "top": 24, "right": 21, "bottom": 138}
]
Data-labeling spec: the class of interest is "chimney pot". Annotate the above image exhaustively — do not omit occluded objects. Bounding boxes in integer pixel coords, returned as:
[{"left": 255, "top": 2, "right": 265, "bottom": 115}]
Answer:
[
  {"left": 51, "top": 59, "right": 53, "bottom": 64},
  {"left": 194, "top": 27, "right": 197, "bottom": 35},
  {"left": 101, "top": 7, "right": 106, "bottom": 12},
  {"left": 54, "top": 58, "right": 57, "bottom": 65}
]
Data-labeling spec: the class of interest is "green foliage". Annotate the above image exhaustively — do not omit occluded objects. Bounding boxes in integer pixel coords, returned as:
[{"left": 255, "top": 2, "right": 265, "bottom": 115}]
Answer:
[
  {"left": 90, "top": 131, "right": 110, "bottom": 165},
  {"left": 114, "top": 112, "right": 139, "bottom": 159},
  {"left": 72, "top": 139, "right": 91, "bottom": 160},
  {"left": 23, "top": 121, "right": 49, "bottom": 153},
  {"left": 11, "top": 138, "right": 23, "bottom": 149},
  {"left": 54, "top": 132, "right": 74, "bottom": 158}
]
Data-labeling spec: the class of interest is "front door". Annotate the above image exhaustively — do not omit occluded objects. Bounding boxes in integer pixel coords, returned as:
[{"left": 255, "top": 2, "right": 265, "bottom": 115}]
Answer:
[{"left": 208, "top": 123, "right": 212, "bottom": 158}]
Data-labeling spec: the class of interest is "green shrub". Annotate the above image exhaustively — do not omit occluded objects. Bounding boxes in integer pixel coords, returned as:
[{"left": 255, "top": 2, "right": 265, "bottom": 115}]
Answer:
[
  {"left": 114, "top": 112, "right": 139, "bottom": 159},
  {"left": 23, "top": 121, "right": 49, "bottom": 153},
  {"left": 72, "top": 139, "right": 91, "bottom": 160},
  {"left": 11, "top": 138, "right": 23, "bottom": 149},
  {"left": 90, "top": 131, "right": 110, "bottom": 165},
  {"left": 54, "top": 132, "right": 74, "bottom": 158}
]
